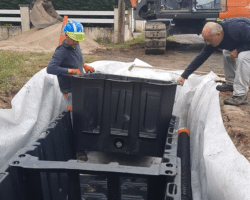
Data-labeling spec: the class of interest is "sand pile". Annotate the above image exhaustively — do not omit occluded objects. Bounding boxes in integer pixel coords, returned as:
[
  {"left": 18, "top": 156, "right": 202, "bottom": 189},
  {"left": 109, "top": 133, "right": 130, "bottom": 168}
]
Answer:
[{"left": 0, "top": 23, "right": 103, "bottom": 54}]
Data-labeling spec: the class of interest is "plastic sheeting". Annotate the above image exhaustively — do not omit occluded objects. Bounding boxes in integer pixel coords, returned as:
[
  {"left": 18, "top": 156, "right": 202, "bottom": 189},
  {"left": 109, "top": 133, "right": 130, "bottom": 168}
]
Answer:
[
  {"left": 0, "top": 59, "right": 250, "bottom": 199},
  {"left": 0, "top": 70, "right": 66, "bottom": 170}
]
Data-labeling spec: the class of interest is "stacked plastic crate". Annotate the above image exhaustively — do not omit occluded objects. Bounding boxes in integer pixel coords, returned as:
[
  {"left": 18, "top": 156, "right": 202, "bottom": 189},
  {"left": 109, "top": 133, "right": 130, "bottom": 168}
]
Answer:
[{"left": 0, "top": 73, "right": 181, "bottom": 200}]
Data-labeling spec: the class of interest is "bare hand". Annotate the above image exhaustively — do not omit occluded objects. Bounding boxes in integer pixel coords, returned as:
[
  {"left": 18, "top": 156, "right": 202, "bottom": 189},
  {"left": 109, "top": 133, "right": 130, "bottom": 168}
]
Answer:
[
  {"left": 230, "top": 49, "right": 238, "bottom": 58},
  {"left": 177, "top": 76, "right": 185, "bottom": 86}
]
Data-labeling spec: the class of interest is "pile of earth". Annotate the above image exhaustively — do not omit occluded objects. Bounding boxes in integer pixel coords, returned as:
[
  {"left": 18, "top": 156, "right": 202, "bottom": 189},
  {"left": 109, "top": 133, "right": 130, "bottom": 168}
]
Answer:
[{"left": 0, "top": 23, "right": 102, "bottom": 54}]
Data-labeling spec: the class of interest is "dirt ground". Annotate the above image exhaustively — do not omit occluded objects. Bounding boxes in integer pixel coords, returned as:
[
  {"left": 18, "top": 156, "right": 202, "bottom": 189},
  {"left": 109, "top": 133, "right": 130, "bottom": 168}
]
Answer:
[{"left": 0, "top": 34, "right": 249, "bottom": 162}]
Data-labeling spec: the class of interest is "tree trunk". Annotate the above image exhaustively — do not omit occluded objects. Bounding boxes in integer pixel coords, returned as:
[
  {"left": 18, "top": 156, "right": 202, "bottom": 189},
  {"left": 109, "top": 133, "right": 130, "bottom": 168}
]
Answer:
[{"left": 118, "top": 0, "right": 125, "bottom": 43}]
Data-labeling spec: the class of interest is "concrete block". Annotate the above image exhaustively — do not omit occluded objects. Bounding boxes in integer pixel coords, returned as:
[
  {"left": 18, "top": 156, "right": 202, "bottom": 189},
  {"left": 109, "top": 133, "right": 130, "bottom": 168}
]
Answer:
[
  {"left": 9, "top": 26, "right": 22, "bottom": 38},
  {"left": 124, "top": 24, "right": 132, "bottom": 41},
  {"left": 19, "top": 4, "right": 30, "bottom": 33},
  {"left": 0, "top": 26, "right": 21, "bottom": 41},
  {"left": 135, "top": 20, "right": 146, "bottom": 32},
  {"left": 133, "top": 31, "right": 144, "bottom": 39},
  {"left": 85, "top": 27, "right": 114, "bottom": 43},
  {"left": 0, "top": 27, "right": 9, "bottom": 41}
]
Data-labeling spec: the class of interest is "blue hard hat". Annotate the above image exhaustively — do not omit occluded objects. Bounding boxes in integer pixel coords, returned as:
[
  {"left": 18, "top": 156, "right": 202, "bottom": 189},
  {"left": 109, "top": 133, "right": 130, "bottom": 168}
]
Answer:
[{"left": 64, "top": 20, "right": 85, "bottom": 41}]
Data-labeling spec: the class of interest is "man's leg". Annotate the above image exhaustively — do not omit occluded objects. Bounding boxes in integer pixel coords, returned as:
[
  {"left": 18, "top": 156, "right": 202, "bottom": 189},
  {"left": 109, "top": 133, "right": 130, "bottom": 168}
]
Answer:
[
  {"left": 223, "top": 49, "right": 237, "bottom": 85},
  {"left": 64, "top": 93, "right": 72, "bottom": 111},
  {"left": 216, "top": 50, "right": 235, "bottom": 91},
  {"left": 63, "top": 93, "right": 73, "bottom": 124},
  {"left": 224, "top": 51, "right": 250, "bottom": 105},
  {"left": 64, "top": 93, "right": 88, "bottom": 161},
  {"left": 233, "top": 51, "right": 250, "bottom": 96}
]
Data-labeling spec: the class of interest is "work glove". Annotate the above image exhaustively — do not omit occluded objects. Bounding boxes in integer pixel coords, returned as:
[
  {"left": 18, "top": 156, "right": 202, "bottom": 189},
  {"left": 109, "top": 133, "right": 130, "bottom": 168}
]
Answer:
[
  {"left": 68, "top": 69, "right": 81, "bottom": 75},
  {"left": 83, "top": 64, "right": 95, "bottom": 73}
]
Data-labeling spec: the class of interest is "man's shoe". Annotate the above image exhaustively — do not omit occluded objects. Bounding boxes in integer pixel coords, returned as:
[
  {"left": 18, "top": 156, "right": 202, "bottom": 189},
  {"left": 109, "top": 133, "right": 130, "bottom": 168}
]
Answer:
[
  {"left": 216, "top": 83, "right": 233, "bottom": 92},
  {"left": 76, "top": 150, "right": 88, "bottom": 162},
  {"left": 224, "top": 95, "right": 248, "bottom": 106}
]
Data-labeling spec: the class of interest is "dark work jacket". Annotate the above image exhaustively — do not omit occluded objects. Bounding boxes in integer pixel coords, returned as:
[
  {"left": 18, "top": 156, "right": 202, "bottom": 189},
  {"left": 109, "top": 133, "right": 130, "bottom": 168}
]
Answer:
[
  {"left": 47, "top": 40, "right": 84, "bottom": 93},
  {"left": 181, "top": 17, "right": 250, "bottom": 79}
]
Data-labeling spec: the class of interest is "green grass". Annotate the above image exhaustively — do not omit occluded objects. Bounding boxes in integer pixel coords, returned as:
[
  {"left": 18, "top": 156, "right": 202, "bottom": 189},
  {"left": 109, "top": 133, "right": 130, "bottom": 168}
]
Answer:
[
  {"left": 84, "top": 56, "right": 103, "bottom": 63},
  {"left": 98, "top": 32, "right": 178, "bottom": 48},
  {"left": 0, "top": 52, "right": 17, "bottom": 90},
  {"left": 167, "top": 36, "right": 176, "bottom": 42},
  {"left": 0, "top": 51, "right": 53, "bottom": 92},
  {"left": 0, "top": 50, "right": 102, "bottom": 93},
  {"left": 98, "top": 32, "right": 145, "bottom": 48}
]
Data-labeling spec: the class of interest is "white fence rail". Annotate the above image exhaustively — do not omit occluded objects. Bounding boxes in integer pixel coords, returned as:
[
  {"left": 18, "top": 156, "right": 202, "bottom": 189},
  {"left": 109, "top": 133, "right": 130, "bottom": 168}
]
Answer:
[
  {"left": 0, "top": 9, "right": 128, "bottom": 24},
  {"left": 0, "top": 9, "right": 21, "bottom": 22},
  {"left": 0, "top": 9, "right": 20, "bottom": 14},
  {"left": 0, "top": 8, "right": 141, "bottom": 43},
  {"left": 57, "top": 10, "right": 117, "bottom": 24}
]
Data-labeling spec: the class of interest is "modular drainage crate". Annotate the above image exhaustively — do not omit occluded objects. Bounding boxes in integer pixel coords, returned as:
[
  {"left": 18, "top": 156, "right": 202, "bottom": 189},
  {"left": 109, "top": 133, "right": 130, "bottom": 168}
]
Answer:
[
  {"left": 0, "top": 111, "right": 181, "bottom": 200},
  {"left": 71, "top": 73, "right": 177, "bottom": 157}
]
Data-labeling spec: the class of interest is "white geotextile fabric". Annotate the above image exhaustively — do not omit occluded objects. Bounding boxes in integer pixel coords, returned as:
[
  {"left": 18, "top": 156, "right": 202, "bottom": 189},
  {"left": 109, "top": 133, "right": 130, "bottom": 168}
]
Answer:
[
  {"left": 0, "top": 70, "right": 67, "bottom": 169},
  {"left": 0, "top": 59, "right": 250, "bottom": 199}
]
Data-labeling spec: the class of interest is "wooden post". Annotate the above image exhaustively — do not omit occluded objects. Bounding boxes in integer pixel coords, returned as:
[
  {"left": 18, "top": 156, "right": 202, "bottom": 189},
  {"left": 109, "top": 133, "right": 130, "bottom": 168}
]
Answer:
[{"left": 118, "top": 0, "right": 125, "bottom": 43}]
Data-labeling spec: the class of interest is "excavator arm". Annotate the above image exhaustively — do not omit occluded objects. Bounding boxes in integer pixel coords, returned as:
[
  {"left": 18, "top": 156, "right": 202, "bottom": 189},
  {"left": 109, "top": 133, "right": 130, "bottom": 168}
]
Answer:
[{"left": 30, "top": 0, "right": 63, "bottom": 29}]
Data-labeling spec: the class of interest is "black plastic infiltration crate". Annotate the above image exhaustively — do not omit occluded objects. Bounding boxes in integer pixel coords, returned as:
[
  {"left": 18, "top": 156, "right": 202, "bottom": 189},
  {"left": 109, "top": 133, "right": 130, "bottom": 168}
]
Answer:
[
  {"left": 71, "top": 73, "right": 177, "bottom": 157},
  {"left": 0, "top": 111, "right": 181, "bottom": 200}
]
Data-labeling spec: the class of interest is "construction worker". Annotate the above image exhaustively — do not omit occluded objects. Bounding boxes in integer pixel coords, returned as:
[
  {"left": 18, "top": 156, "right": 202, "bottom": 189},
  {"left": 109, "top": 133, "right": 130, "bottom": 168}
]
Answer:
[
  {"left": 177, "top": 17, "right": 250, "bottom": 106},
  {"left": 47, "top": 20, "right": 94, "bottom": 161},
  {"left": 47, "top": 20, "right": 94, "bottom": 111}
]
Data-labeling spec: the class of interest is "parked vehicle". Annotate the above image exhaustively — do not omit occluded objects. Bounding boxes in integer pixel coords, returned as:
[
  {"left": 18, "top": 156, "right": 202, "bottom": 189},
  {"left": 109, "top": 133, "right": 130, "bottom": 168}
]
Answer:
[{"left": 131, "top": 0, "right": 250, "bottom": 54}]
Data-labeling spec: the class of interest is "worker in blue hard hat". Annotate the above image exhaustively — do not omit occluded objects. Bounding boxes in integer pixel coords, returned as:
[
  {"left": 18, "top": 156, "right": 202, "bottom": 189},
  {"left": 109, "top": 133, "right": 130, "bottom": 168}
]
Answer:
[
  {"left": 64, "top": 20, "right": 85, "bottom": 49},
  {"left": 47, "top": 20, "right": 94, "bottom": 162},
  {"left": 47, "top": 20, "right": 95, "bottom": 112}
]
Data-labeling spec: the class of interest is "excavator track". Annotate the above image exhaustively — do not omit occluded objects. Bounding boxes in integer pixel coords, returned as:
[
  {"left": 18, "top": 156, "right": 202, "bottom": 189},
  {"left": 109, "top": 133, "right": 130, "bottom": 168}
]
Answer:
[{"left": 144, "top": 22, "right": 167, "bottom": 54}]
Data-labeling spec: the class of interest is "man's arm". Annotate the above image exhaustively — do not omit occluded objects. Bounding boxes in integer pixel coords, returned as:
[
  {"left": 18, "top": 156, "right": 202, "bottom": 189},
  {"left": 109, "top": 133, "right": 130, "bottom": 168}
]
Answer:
[
  {"left": 177, "top": 76, "right": 185, "bottom": 86},
  {"left": 181, "top": 44, "right": 215, "bottom": 79},
  {"left": 47, "top": 48, "right": 68, "bottom": 75},
  {"left": 177, "top": 44, "right": 215, "bottom": 85},
  {"left": 237, "top": 25, "right": 250, "bottom": 54}
]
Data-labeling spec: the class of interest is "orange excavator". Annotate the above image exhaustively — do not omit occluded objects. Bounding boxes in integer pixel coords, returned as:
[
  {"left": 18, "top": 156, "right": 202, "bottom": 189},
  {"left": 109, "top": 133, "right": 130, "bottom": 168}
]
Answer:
[{"left": 130, "top": 0, "right": 250, "bottom": 54}]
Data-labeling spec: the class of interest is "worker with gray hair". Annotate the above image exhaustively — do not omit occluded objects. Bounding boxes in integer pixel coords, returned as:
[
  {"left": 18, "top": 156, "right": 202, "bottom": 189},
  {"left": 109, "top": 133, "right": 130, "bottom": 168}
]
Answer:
[{"left": 177, "top": 17, "right": 250, "bottom": 106}]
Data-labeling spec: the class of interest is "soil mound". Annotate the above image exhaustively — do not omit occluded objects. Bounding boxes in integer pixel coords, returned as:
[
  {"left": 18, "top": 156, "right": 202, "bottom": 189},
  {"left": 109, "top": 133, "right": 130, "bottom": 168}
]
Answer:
[{"left": 0, "top": 23, "right": 103, "bottom": 54}]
